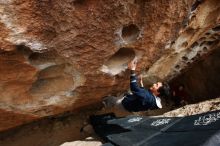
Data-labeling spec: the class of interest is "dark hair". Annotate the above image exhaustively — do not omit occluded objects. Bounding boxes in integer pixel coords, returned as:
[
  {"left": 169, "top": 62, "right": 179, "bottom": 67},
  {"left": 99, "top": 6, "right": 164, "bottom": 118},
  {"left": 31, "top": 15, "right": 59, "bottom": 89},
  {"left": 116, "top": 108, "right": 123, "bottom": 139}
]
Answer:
[{"left": 158, "top": 82, "right": 170, "bottom": 98}]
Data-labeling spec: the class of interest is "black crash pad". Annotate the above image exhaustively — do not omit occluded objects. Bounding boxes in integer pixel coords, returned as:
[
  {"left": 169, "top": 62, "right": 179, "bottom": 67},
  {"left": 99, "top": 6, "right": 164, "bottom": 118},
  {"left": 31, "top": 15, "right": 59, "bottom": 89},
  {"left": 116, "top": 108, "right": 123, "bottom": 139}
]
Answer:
[
  {"left": 142, "top": 130, "right": 219, "bottom": 146},
  {"left": 90, "top": 110, "right": 220, "bottom": 146},
  {"left": 107, "top": 115, "right": 181, "bottom": 131},
  {"left": 166, "top": 110, "right": 220, "bottom": 132}
]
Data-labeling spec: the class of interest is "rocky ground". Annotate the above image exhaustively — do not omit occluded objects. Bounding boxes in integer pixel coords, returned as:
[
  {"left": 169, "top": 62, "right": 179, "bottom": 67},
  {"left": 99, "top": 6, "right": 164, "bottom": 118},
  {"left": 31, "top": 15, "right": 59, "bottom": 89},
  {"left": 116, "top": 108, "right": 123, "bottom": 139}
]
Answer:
[
  {"left": 60, "top": 137, "right": 103, "bottom": 146},
  {"left": 163, "top": 97, "right": 220, "bottom": 117},
  {"left": 60, "top": 97, "right": 220, "bottom": 146},
  {"left": 0, "top": 97, "right": 219, "bottom": 146}
]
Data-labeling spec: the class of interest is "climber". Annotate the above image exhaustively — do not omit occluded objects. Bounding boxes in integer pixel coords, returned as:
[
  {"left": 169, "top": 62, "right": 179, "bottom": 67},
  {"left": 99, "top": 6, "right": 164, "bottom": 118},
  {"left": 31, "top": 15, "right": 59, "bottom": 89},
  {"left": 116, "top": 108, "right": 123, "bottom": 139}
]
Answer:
[{"left": 103, "top": 58, "right": 170, "bottom": 113}]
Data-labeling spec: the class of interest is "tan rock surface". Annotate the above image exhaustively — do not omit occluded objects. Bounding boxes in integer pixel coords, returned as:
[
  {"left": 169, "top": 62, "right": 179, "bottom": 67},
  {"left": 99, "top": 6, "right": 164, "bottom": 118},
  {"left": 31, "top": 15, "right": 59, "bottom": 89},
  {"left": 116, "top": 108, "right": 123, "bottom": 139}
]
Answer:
[
  {"left": 0, "top": 0, "right": 219, "bottom": 136},
  {"left": 0, "top": 0, "right": 196, "bottom": 131},
  {"left": 60, "top": 137, "right": 102, "bottom": 146},
  {"left": 163, "top": 97, "right": 220, "bottom": 117}
]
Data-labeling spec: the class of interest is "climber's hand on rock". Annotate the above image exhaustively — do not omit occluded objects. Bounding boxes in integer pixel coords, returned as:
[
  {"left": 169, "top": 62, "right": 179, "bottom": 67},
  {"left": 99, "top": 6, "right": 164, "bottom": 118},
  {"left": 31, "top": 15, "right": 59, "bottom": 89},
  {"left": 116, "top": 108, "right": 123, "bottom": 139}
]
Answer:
[{"left": 128, "top": 58, "right": 137, "bottom": 70}]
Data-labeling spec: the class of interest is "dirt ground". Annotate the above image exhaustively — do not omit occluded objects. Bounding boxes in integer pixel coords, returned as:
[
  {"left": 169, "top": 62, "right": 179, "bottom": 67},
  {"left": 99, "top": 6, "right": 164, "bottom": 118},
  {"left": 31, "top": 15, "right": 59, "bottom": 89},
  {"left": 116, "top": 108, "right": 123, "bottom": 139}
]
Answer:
[{"left": 0, "top": 97, "right": 220, "bottom": 146}]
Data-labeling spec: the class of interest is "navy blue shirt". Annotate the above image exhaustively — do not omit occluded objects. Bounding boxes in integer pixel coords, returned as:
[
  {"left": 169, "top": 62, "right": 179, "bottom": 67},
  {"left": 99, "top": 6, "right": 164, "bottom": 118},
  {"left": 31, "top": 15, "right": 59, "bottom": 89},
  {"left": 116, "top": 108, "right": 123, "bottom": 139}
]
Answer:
[{"left": 122, "top": 70, "right": 159, "bottom": 112}]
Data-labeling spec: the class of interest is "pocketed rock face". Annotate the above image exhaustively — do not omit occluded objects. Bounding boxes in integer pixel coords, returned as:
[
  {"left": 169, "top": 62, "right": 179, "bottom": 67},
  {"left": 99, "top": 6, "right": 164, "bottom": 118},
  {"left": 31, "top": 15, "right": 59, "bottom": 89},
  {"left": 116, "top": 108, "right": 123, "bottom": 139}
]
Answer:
[
  {"left": 144, "top": 0, "right": 220, "bottom": 83},
  {"left": 3, "top": 0, "right": 218, "bottom": 132}
]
